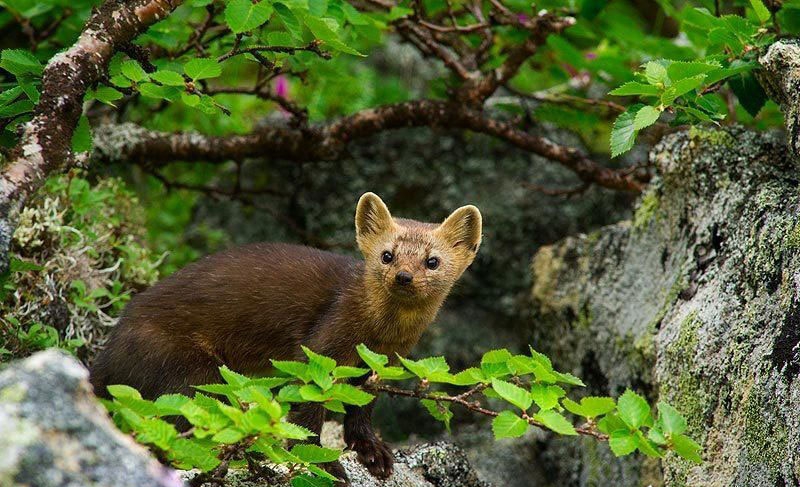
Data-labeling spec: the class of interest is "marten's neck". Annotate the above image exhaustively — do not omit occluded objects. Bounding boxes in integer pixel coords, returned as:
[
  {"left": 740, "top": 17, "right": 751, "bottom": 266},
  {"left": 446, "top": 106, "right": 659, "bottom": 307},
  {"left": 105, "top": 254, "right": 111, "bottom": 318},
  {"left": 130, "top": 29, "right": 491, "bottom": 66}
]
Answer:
[{"left": 333, "top": 268, "right": 446, "bottom": 356}]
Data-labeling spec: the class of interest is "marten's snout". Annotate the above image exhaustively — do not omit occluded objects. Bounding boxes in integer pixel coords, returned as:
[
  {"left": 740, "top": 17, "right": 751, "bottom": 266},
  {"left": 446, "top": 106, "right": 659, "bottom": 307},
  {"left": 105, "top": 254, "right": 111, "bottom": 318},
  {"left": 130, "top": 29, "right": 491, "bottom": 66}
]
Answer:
[{"left": 395, "top": 271, "right": 413, "bottom": 286}]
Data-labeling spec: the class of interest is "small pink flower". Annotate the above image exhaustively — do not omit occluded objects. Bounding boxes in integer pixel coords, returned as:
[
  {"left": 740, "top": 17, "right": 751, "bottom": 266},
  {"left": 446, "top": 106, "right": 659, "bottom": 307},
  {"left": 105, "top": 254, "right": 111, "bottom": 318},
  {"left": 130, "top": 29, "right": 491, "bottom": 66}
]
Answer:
[
  {"left": 517, "top": 13, "right": 529, "bottom": 23},
  {"left": 585, "top": 52, "right": 597, "bottom": 60},
  {"left": 275, "top": 75, "right": 289, "bottom": 98}
]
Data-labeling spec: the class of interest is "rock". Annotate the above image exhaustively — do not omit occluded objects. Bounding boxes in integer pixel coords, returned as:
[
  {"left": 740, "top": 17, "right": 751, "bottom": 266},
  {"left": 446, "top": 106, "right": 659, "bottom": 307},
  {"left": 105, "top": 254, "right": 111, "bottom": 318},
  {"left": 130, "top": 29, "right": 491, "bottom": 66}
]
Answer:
[
  {"left": 529, "top": 126, "right": 800, "bottom": 486},
  {"left": 759, "top": 40, "right": 800, "bottom": 158},
  {"left": 0, "top": 349, "right": 182, "bottom": 487}
]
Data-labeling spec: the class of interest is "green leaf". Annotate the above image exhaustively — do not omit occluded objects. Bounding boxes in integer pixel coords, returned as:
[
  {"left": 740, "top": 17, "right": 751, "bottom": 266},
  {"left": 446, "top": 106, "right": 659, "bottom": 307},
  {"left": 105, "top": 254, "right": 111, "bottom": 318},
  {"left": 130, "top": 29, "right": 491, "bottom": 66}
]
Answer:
[
  {"left": 0, "top": 86, "right": 24, "bottom": 106},
  {"left": 635, "top": 430, "right": 663, "bottom": 457},
  {"left": 1, "top": 49, "right": 43, "bottom": 77},
  {"left": 151, "top": 70, "right": 185, "bottom": 86},
  {"left": 644, "top": 61, "right": 669, "bottom": 86},
  {"left": 356, "top": 343, "right": 389, "bottom": 370},
  {"left": 304, "top": 17, "right": 364, "bottom": 56},
  {"left": 225, "top": 0, "right": 274, "bottom": 33},
  {"left": 291, "top": 444, "right": 341, "bottom": 463},
  {"left": 666, "top": 61, "right": 719, "bottom": 81},
  {"left": 609, "top": 431, "right": 638, "bottom": 456},
  {"left": 272, "top": 360, "right": 311, "bottom": 381},
  {"left": 398, "top": 355, "right": 450, "bottom": 380},
  {"left": 492, "top": 410, "right": 528, "bottom": 439},
  {"left": 671, "top": 434, "right": 703, "bottom": 464},
  {"left": 328, "top": 383, "right": 374, "bottom": 406},
  {"left": 481, "top": 349, "right": 512, "bottom": 378},
  {"left": 617, "top": 389, "right": 650, "bottom": 429},
  {"left": 275, "top": 421, "right": 316, "bottom": 440},
  {"left": 291, "top": 474, "right": 333, "bottom": 487},
  {"left": 421, "top": 399, "right": 453, "bottom": 432},
  {"left": 274, "top": 3, "right": 304, "bottom": 42},
  {"left": 661, "top": 75, "right": 706, "bottom": 105},
  {"left": 562, "top": 396, "right": 616, "bottom": 419},
  {"left": 154, "top": 394, "right": 191, "bottom": 415},
  {"left": 449, "top": 367, "right": 486, "bottom": 385},
  {"left": 169, "top": 438, "right": 221, "bottom": 471},
  {"left": 184, "top": 58, "right": 222, "bottom": 80},
  {"left": 121, "top": 60, "right": 149, "bottom": 82},
  {"left": 333, "top": 366, "right": 369, "bottom": 379},
  {"left": 0, "top": 99, "right": 33, "bottom": 118},
  {"left": 609, "top": 82, "right": 660, "bottom": 97},
  {"left": 302, "top": 346, "right": 336, "bottom": 390},
  {"left": 299, "top": 384, "right": 327, "bottom": 402},
  {"left": 71, "top": 115, "right": 92, "bottom": 153},
  {"left": 212, "top": 427, "right": 246, "bottom": 443},
  {"left": 657, "top": 402, "right": 687, "bottom": 436},
  {"left": 107, "top": 384, "right": 142, "bottom": 400},
  {"left": 749, "top": 0, "right": 771, "bottom": 23},
  {"left": 219, "top": 365, "right": 250, "bottom": 387},
  {"left": 530, "top": 384, "right": 565, "bottom": 410},
  {"left": 729, "top": 72, "right": 768, "bottom": 117},
  {"left": 533, "top": 409, "right": 577, "bottom": 436},
  {"left": 633, "top": 106, "right": 661, "bottom": 130},
  {"left": 136, "top": 418, "right": 178, "bottom": 450},
  {"left": 610, "top": 105, "right": 642, "bottom": 157},
  {"left": 91, "top": 86, "right": 123, "bottom": 106},
  {"left": 491, "top": 378, "right": 532, "bottom": 411}
]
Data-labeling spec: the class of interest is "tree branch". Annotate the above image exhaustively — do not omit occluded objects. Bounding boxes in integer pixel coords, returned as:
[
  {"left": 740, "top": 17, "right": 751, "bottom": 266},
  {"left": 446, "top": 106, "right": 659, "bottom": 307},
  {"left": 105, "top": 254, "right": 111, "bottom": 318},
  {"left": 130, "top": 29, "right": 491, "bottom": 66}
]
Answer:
[
  {"left": 0, "top": 0, "right": 184, "bottom": 272},
  {"left": 92, "top": 100, "right": 646, "bottom": 192}
]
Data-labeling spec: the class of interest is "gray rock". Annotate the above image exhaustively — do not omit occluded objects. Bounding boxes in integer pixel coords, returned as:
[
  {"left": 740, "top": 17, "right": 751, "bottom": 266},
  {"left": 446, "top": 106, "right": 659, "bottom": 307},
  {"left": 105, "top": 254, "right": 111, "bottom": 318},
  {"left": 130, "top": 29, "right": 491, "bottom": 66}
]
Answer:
[
  {"left": 0, "top": 349, "right": 182, "bottom": 487},
  {"left": 529, "top": 126, "right": 800, "bottom": 486}
]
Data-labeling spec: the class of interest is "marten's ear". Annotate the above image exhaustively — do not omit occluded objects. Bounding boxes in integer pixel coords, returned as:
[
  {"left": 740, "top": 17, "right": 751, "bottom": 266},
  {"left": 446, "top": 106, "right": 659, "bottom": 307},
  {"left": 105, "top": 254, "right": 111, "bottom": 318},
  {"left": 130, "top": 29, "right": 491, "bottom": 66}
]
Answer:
[
  {"left": 355, "top": 192, "right": 394, "bottom": 246},
  {"left": 436, "top": 205, "right": 482, "bottom": 254}
]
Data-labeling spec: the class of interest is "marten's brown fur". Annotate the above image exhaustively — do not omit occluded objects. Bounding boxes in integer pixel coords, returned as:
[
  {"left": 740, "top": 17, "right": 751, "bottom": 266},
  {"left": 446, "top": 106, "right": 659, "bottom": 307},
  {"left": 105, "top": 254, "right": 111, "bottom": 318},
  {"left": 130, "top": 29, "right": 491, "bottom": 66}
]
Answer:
[{"left": 90, "top": 193, "right": 482, "bottom": 483}]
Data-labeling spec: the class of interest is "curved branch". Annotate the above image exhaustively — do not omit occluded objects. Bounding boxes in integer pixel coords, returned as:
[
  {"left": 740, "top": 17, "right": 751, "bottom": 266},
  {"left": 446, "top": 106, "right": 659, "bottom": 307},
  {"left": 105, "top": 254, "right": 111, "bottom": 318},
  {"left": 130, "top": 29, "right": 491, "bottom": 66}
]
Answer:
[
  {"left": 92, "top": 100, "right": 646, "bottom": 192},
  {"left": 0, "top": 0, "right": 184, "bottom": 271}
]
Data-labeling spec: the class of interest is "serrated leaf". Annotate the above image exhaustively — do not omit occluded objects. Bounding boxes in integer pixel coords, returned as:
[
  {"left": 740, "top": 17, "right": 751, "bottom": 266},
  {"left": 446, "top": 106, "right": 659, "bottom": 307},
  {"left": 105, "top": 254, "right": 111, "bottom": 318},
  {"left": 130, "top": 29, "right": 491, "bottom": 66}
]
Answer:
[
  {"left": 635, "top": 430, "right": 663, "bottom": 457},
  {"left": 0, "top": 99, "right": 33, "bottom": 118},
  {"left": 449, "top": 367, "right": 486, "bottom": 385},
  {"left": 169, "top": 438, "right": 221, "bottom": 471},
  {"left": 534, "top": 409, "right": 577, "bottom": 435},
  {"left": 491, "top": 378, "right": 532, "bottom": 410},
  {"left": 666, "top": 61, "right": 719, "bottom": 81},
  {"left": 609, "top": 431, "right": 637, "bottom": 456},
  {"left": 554, "top": 371, "right": 585, "bottom": 387},
  {"left": 671, "top": 434, "right": 703, "bottom": 464},
  {"left": 274, "top": 3, "right": 304, "bottom": 42},
  {"left": 225, "top": 0, "right": 274, "bottom": 33},
  {"left": 399, "top": 355, "right": 449, "bottom": 380},
  {"left": 729, "top": 72, "right": 768, "bottom": 117},
  {"left": 299, "top": 384, "right": 327, "bottom": 402},
  {"left": 151, "top": 70, "right": 185, "bottom": 86},
  {"left": 328, "top": 383, "right": 374, "bottom": 406},
  {"left": 0, "top": 86, "right": 24, "bottom": 106},
  {"left": 136, "top": 417, "right": 178, "bottom": 450},
  {"left": 275, "top": 421, "right": 316, "bottom": 440},
  {"left": 661, "top": 75, "right": 706, "bottom": 105},
  {"left": 219, "top": 365, "right": 250, "bottom": 387},
  {"left": 633, "top": 106, "right": 661, "bottom": 130},
  {"left": 212, "top": 427, "right": 246, "bottom": 443},
  {"left": 481, "top": 349, "right": 512, "bottom": 378},
  {"left": 657, "top": 402, "right": 687, "bottom": 436},
  {"left": 749, "top": 0, "right": 771, "bottom": 23},
  {"left": 609, "top": 82, "right": 661, "bottom": 97},
  {"left": 272, "top": 360, "right": 311, "bottom": 381},
  {"left": 563, "top": 396, "right": 616, "bottom": 418},
  {"left": 644, "top": 61, "right": 669, "bottom": 86},
  {"left": 421, "top": 399, "right": 453, "bottom": 432},
  {"left": 323, "top": 400, "right": 346, "bottom": 413},
  {"left": 70, "top": 115, "right": 93, "bottom": 153},
  {"left": 1, "top": 49, "right": 42, "bottom": 77},
  {"left": 91, "top": 86, "right": 123, "bottom": 106},
  {"left": 356, "top": 343, "right": 388, "bottom": 370},
  {"left": 304, "top": 16, "right": 363, "bottom": 56},
  {"left": 492, "top": 410, "right": 528, "bottom": 439},
  {"left": 291, "top": 444, "right": 341, "bottom": 463},
  {"left": 610, "top": 105, "right": 642, "bottom": 157},
  {"left": 154, "top": 394, "right": 191, "bottom": 415},
  {"left": 291, "top": 474, "right": 333, "bottom": 487},
  {"left": 333, "top": 366, "right": 369, "bottom": 379},
  {"left": 617, "top": 389, "right": 650, "bottom": 429},
  {"left": 184, "top": 58, "right": 222, "bottom": 80},
  {"left": 530, "top": 384, "right": 565, "bottom": 410},
  {"left": 107, "top": 384, "right": 142, "bottom": 400},
  {"left": 121, "top": 60, "right": 148, "bottom": 82}
]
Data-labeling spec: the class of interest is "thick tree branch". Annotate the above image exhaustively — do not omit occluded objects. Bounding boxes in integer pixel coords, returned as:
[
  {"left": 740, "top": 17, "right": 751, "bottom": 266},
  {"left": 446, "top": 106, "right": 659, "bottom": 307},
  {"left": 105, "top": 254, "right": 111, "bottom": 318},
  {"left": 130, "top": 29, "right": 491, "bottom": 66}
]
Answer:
[
  {"left": 92, "top": 100, "right": 645, "bottom": 192},
  {"left": 0, "top": 0, "right": 184, "bottom": 272}
]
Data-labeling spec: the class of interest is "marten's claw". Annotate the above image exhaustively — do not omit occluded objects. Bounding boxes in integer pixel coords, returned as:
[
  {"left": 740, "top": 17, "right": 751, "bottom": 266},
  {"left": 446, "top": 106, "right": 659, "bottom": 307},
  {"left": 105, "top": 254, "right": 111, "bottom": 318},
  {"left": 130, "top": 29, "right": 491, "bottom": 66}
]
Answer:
[
  {"left": 323, "top": 460, "right": 349, "bottom": 486},
  {"left": 351, "top": 436, "right": 394, "bottom": 479}
]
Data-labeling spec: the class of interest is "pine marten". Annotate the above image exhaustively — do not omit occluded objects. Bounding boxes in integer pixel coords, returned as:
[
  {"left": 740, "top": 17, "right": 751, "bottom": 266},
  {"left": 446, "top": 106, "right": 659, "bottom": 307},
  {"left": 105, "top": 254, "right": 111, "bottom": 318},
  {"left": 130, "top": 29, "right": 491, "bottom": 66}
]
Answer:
[{"left": 90, "top": 192, "right": 482, "bottom": 483}]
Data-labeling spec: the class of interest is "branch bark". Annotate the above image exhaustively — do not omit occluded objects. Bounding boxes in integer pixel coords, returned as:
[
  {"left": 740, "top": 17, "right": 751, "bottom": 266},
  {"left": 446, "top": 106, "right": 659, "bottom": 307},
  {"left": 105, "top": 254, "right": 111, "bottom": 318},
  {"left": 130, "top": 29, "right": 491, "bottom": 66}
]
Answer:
[
  {"left": 0, "top": 0, "right": 184, "bottom": 272},
  {"left": 92, "top": 100, "right": 646, "bottom": 193}
]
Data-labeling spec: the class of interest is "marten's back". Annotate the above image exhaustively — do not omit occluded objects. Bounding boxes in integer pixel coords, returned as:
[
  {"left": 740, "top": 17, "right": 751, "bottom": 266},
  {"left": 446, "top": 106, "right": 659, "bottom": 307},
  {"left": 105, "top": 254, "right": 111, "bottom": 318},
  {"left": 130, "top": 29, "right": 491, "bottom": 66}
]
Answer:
[{"left": 91, "top": 242, "right": 361, "bottom": 399}]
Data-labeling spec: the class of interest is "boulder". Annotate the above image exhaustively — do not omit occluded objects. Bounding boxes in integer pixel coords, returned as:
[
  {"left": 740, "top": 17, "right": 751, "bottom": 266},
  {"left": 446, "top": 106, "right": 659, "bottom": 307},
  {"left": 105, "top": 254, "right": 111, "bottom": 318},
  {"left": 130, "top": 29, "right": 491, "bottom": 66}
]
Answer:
[
  {"left": 530, "top": 126, "right": 800, "bottom": 486},
  {"left": 0, "top": 349, "right": 182, "bottom": 487}
]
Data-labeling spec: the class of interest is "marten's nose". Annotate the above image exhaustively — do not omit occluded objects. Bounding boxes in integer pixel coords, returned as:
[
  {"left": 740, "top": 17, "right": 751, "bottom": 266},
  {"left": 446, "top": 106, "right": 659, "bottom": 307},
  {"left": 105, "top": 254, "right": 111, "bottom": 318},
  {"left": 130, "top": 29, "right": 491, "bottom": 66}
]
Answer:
[{"left": 395, "top": 271, "right": 413, "bottom": 286}]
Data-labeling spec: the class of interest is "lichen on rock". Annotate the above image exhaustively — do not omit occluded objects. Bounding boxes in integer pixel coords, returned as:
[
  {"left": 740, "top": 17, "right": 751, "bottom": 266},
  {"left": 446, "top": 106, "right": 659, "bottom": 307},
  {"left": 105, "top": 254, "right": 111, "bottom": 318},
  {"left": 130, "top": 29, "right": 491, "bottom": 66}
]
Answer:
[{"left": 529, "top": 126, "right": 800, "bottom": 486}]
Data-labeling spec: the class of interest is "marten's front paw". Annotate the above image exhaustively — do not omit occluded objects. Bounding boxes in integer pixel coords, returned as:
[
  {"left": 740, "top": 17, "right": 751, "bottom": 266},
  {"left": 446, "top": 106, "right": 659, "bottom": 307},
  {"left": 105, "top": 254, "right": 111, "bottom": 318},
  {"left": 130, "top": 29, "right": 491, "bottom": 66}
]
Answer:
[
  {"left": 349, "top": 436, "right": 394, "bottom": 479},
  {"left": 323, "top": 460, "right": 349, "bottom": 486}
]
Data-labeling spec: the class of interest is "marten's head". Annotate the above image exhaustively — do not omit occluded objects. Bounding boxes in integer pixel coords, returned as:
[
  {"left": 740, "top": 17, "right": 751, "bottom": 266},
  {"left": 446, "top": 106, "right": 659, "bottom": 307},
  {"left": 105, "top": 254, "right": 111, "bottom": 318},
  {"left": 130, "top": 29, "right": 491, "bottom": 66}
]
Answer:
[{"left": 355, "top": 192, "right": 482, "bottom": 304}]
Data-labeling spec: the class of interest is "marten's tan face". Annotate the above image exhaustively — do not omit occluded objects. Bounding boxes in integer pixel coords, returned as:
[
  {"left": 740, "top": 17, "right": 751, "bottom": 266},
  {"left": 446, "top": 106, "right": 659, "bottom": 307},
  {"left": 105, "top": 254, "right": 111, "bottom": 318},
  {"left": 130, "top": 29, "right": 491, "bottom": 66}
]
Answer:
[{"left": 355, "top": 192, "right": 482, "bottom": 303}]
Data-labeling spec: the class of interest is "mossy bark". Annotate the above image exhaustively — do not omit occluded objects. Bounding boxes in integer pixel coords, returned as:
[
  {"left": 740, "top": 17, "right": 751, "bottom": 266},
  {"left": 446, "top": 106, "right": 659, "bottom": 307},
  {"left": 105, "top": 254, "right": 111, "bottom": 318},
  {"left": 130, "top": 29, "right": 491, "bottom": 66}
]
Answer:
[{"left": 530, "top": 127, "right": 800, "bottom": 486}]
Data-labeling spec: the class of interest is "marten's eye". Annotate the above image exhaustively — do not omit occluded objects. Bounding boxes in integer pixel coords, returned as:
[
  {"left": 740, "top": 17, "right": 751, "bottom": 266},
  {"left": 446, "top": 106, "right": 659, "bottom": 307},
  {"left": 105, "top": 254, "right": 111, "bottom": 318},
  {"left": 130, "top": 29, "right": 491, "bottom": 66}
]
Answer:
[
  {"left": 381, "top": 251, "right": 394, "bottom": 264},
  {"left": 426, "top": 257, "right": 440, "bottom": 270}
]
